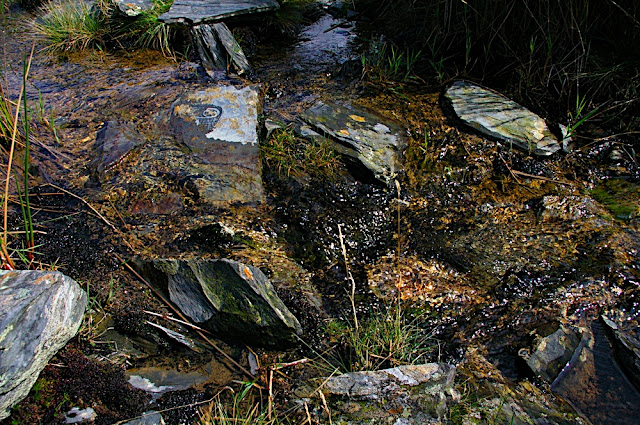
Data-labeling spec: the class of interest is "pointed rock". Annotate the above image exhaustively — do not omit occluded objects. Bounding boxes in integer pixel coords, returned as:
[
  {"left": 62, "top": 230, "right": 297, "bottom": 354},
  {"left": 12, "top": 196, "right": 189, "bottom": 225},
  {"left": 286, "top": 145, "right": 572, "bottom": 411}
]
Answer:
[{"left": 134, "top": 258, "right": 302, "bottom": 347}]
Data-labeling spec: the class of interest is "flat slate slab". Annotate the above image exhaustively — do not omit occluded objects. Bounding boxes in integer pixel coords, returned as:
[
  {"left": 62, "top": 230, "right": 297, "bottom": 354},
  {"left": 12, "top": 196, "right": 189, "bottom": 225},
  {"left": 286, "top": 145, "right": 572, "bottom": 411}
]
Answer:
[
  {"left": 169, "top": 85, "right": 264, "bottom": 205},
  {"left": 299, "top": 100, "right": 406, "bottom": 184},
  {"left": 159, "top": 0, "right": 280, "bottom": 24},
  {"left": 445, "top": 80, "right": 566, "bottom": 156}
]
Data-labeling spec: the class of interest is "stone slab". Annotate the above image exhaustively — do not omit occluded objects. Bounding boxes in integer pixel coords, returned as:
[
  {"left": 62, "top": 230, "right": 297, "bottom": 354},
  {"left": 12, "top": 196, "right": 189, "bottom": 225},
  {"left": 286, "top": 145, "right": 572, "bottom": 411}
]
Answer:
[
  {"left": 445, "top": 80, "right": 565, "bottom": 156},
  {"left": 0, "top": 271, "right": 87, "bottom": 420},
  {"left": 299, "top": 100, "right": 406, "bottom": 184},
  {"left": 169, "top": 85, "right": 264, "bottom": 205},
  {"left": 113, "top": 0, "right": 153, "bottom": 16},
  {"left": 159, "top": 0, "right": 280, "bottom": 24}
]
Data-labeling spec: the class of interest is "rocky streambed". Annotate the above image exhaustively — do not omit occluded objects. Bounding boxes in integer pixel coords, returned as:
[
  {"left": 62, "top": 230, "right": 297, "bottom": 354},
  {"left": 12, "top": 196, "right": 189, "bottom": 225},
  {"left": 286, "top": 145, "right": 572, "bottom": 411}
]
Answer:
[{"left": 1, "top": 2, "right": 639, "bottom": 425}]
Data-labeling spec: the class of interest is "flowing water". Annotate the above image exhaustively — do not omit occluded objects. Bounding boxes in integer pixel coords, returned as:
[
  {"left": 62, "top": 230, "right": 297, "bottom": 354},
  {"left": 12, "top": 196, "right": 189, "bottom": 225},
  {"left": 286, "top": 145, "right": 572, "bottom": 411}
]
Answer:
[{"left": 2, "top": 4, "right": 640, "bottom": 424}]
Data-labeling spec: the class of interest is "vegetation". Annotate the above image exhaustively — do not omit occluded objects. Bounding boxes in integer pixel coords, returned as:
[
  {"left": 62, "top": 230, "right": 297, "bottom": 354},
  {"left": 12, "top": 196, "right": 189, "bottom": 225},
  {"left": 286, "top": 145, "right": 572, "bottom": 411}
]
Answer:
[
  {"left": 30, "top": 0, "right": 106, "bottom": 53},
  {"left": 322, "top": 304, "right": 436, "bottom": 373},
  {"left": 1, "top": 48, "right": 38, "bottom": 270},
  {"left": 354, "top": 0, "right": 640, "bottom": 141},
  {"left": 30, "top": 0, "right": 175, "bottom": 55},
  {"left": 261, "top": 125, "right": 341, "bottom": 178},
  {"left": 199, "top": 383, "right": 291, "bottom": 425}
]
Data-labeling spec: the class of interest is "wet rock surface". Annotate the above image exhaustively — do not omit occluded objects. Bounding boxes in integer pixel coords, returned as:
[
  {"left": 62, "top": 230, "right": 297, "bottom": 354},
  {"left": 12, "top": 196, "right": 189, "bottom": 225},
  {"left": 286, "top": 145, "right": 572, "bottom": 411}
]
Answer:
[
  {"left": 158, "top": 0, "right": 279, "bottom": 24},
  {"left": 1, "top": 4, "right": 639, "bottom": 425},
  {"left": 168, "top": 84, "right": 264, "bottom": 205},
  {"left": 93, "top": 121, "right": 143, "bottom": 176},
  {"left": 299, "top": 100, "right": 407, "bottom": 184},
  {"left": 0, "top": 271, "right": 87, "bottom": 420},
  {"left": 134, "top": 258, "right": 302, "bottom": 347},
  {"left": 445, "top": 80, "right": 565, "bottom": 156}
]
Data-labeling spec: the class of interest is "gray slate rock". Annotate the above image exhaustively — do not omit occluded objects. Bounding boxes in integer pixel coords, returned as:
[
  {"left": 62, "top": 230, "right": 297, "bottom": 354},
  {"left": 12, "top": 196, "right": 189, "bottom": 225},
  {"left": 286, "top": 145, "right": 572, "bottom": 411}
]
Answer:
[
  {"left": 135, "top": 258, "right": 302, "bottom": 347},
  {"left": 319, "top": 364, "right": 458, "bottom": 424},
  {"left": 602, "top": 313, "right": 640, "bottom": 391},
  {"left": 0, "top": 271, "right": 87, "bottom": 420},
  {"left": 159, "top": 0, "right": 279, "bottom": 24},
  {"left": 121, "top": 411, "right": 165, "bottom": 425},
  {"left": 94, "top": 121, "right": 142, "bottom": 175},
  {"left": 299, "top": 100, "right": 406, "bottom": 184},
  {"left": 445, "top": 80, "right": 567, "bottom": 156},
  {"left": 192, "top": 23, "right": 251, "bottom": 76},
  {"left": 520, "top": 325, "right": 582, "bottom": 382},
  {"left": 170, "top": 85, "right": 264, "bottom": 205},
  {"left": 113, "top": 0, "right": 153, "bottom": 16},
  {"left": 324, "top": 363, "right": 456, "bottom": 399}
]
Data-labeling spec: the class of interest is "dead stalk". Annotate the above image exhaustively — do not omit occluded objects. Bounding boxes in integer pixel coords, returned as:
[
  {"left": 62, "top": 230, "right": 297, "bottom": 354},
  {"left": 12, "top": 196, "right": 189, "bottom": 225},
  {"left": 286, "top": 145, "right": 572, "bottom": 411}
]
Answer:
[
  {"left": 338, "top": 223, "right": 358, "bottom": 331},
  {"left": 1, "top": 44, "right": 35, "bottom": 269}
]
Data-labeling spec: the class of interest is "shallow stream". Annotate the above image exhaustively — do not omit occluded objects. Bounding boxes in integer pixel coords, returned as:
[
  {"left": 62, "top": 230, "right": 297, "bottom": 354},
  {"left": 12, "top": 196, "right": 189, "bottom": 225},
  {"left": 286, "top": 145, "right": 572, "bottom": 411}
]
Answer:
[{"left": 2, "top": 3, "right": 640, "bottom": 424}]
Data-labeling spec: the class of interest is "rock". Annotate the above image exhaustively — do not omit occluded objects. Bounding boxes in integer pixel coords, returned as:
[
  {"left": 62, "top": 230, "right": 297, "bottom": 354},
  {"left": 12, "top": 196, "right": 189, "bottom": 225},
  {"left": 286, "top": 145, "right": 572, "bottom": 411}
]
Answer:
[
  {"left": 317, "top": 364, "right": 458, "bottom": 424},
  {"left": 112, "top": 0, "right": 153, "bottom": 16},
  {"left": 121, "top": 411, "right": 165, "bottom": 425},
  {"left": 134, "top": 258, "right": 302, "bottom": 347},
  {"left": 602, "top": 312, "right": 640, "bottom": 391},
  {"left": 169, "top": 85, "right": 264, "bottom": 205},
  {"left": 191, "top": 23, "right": 252, "bottom": 76},
  {"left": 539, "top": 195, "right": 609, "bottom": 222},
  {"left": 65, "top": 406, "right": 96, "bottom": 424},
  {"left": 324, "top": 363, "right": 456, "bottom": 399},
  {"left": 299, "top": 100, "right": 407, "bottom": 184},
  {"left": 550, "top": 320, "right": 640, "bottom": 424},
  {"left": 445, "top": 80, "right": 567, "bottom": 156},
  {"left": 158, "top": 0, "right": 280, "bottom": 24},
  {"left": 0, "top": 271, "right": 87, "bottom": 420},
  {"left": 93, "top": 121, "right": 142, "bottom": 175},
  {"left": 520, "top": 325, "right": 582, "bottom": 382},
  {"left": 127, "top": 367, "right": 209, "bottom": 394}
]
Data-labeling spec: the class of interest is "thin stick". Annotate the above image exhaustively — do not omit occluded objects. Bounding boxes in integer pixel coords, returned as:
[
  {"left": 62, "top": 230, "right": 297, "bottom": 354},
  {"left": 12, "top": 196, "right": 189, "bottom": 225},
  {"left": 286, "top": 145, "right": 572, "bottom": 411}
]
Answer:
[
  {"left": 143, "top": 310, "right": 208, "bottom": 332},
  {"left": 273, "top": 358, "right": 309, "bottom": 370},
  {"left": 304, "top": 401, "right": 312, "bottom": 425},
  {"left": 267, "top": 367, "right": 274, "bottom": 421},
  {"left": 46, "top": 183, "right": 118, "bottom": 232},
  {"left": 510, "top": 169, "right": 571, "bottom": 186},
  {"left": 498, "top": 153, "right": 522, "bottom": 185},
  {"left": 114, "top": 253, "right": 253, "bottom": 379},
  {"left": 338, "top": 224, "right": 358, "bottom": 330}
]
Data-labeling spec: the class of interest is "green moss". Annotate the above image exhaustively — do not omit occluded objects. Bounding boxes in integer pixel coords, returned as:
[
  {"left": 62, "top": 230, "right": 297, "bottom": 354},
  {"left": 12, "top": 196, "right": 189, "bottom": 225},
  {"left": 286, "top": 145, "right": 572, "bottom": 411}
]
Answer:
[{"left": 590, "top": 179, "right": 640, "bottom": 220}]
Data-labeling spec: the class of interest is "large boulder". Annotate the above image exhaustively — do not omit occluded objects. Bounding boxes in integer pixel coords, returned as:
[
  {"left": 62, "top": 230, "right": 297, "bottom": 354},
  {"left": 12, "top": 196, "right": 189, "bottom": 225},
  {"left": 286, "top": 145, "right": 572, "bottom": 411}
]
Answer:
[
  {"left": 445, "top": 80, "right": 567, "bottom": 156},
  {"left": 0, "top": 270, "right": 87, "bottom": 420},
  {"left": 134, "top": 258, "right": 302, "bottom": 347}
]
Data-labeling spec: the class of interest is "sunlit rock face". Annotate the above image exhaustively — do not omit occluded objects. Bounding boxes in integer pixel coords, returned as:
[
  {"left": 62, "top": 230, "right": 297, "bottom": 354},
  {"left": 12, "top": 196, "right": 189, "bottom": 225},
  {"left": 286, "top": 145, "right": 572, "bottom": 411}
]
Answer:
[
  {"left": 299, "top": 100, "right": 407, "bottom": 185},
  {"left": 133, "top": 258, "right": 302, "bottom": 347},
  {"left": 169, "top": 85, "right": 265, "bottom": 205},
  {"left": 0, "top": 271, "right": 87, "bottom": 420},
  {"left": 445, "top": 80, "right": 566, "bottom": 156}
]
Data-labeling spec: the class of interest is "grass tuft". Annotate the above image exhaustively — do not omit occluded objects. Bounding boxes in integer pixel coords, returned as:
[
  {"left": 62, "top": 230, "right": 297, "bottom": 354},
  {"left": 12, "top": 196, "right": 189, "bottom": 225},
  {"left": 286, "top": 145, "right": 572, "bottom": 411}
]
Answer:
[
  {"left": 261, "top": 125, "right": 340, "bottom": 178},
  {"left": 323, "top": 304, "right": 436, "bottom": 373},
  {"left": 30, "top": 0, "right": 106, "bottom": 53}
]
